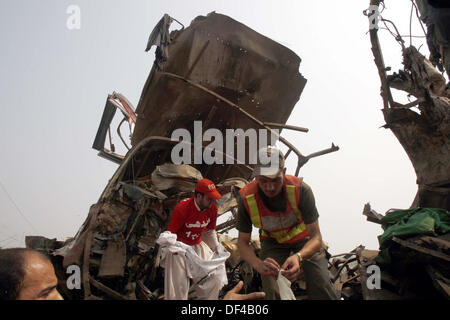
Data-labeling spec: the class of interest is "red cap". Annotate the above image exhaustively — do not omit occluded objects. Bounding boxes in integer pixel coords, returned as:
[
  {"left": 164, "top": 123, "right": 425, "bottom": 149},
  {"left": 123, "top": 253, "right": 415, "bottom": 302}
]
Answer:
[{"left": 195, "top": 179, "right": 222, "bottom": 200}]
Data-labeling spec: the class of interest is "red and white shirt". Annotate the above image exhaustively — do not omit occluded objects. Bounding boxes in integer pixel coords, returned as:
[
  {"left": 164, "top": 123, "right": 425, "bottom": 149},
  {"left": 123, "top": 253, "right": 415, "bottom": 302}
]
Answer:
[{"left": 167, "top": 197, "right": 218, "bottom": 246}]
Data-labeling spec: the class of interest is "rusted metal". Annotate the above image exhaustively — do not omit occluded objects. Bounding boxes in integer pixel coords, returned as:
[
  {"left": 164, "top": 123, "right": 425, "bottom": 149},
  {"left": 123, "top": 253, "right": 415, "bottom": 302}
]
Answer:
[
  {"left": 117, "top": 117, "right": 131, "bottom": 150},
  {"left": 82, "top": 230, "right": 94, "bottom": 299},
  {"left": 332, "top": 255, "right": 358, "bottom": 282},
  {"left": 125, "top": 199, "right": 151, "bottom": 242},
  {"left": 89, "top": 277, "right": 128, "bottom": 300},
  {"left": 158, "top": 71, "right": 339, "bottom": 176},
  {"left": 107, "top": 126, "right": 115, "bottom": 153},
  {"left": 185, "top": 40, "right": 210, "bottom": 79},
  {"left": 263, "top": 122, "right": 309, "bottom": 133},
  {"left": 109, "top": 92, "right": 137, "bottom": 124},
  {"left": 30, "top": 12, "right": 346, "bottom": 301},
  {"left": 392, "top": 236, "right": 450, "bottom": 262},
  {"left": 425, "top": 265, "right": 450, "bottom": 299}
]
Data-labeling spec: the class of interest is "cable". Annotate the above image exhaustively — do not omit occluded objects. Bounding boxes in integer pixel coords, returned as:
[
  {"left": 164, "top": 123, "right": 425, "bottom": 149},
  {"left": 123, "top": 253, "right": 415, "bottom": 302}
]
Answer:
[
  {"left": 0, "top": 179, "right": 39, "bottom": 234},
  {"left": 0, "top": 235, "right": 21, "bottom": 248},
  {"left": 410, "top": 2, "right": 414, "bottom": 47},
  {"left": 0, "top": 235, "right": 19, "bottom": 244},
  {"left": 377, "top": 29, "right": 426, "bottom": 38},
  {"left": 380, "top": 17, "right": 405, "bottom": 50},
  {"left": 0, "top": 225, "right": 20, "bottom": 240},
  {"left": 411, "top": 0, "right": 427, "bottom": 37}
]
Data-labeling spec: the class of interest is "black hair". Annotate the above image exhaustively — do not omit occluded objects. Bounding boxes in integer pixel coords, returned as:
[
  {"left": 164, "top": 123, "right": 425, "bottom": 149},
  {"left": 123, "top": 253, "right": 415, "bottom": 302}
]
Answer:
[{"left": 0, "top": 248, "right": 49, "bottom": 300}]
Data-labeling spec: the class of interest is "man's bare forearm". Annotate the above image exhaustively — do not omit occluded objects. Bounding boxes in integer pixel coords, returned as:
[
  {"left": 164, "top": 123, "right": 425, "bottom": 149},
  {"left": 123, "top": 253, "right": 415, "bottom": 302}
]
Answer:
[
  {"left": 297, "top": 235, "right": 321, "bottom": 260},
  {"left": 296, "top": 221, "right": 323, "bottom": 260}
]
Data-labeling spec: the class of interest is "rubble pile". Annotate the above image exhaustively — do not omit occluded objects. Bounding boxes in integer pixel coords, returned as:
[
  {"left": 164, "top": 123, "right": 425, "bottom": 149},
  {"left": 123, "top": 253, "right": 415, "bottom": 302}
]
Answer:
[
  {"left": 24, "top": 12, "right": 339, "bottom": 300},
  {"left": 327, "top": 204, "right": 450, "bottom": 300},
  {"left": 24, "top": 2, "right": 450, "bottom": 300},
  {"left": 26, "top": 202, "right": 450, "bottom": 300},
  {"left": 47, "top": 164, "right": 249, "bottom": 300}
]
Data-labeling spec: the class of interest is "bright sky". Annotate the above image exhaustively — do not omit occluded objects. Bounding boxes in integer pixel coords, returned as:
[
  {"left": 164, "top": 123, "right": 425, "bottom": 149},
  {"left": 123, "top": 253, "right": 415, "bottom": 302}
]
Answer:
[{"left": 0, "top": 0, "right": 438, "bottom": 254}]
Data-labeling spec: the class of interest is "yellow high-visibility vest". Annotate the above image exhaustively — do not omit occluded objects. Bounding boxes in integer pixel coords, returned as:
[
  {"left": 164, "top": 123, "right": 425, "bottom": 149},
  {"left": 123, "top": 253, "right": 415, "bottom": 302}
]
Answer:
[{"left": 240, "top": 175, "right": 309, "bottom": 244}]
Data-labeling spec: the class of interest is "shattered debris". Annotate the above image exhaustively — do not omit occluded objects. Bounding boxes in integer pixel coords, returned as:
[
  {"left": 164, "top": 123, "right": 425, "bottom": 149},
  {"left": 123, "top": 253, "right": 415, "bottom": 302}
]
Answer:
[
  {"left": 328, "top": 205, "right": 450, "bottom": 300},
  {"left": 329, "top": 0, "right": 450, "bottom": 300},
  {"left": 24, "top": 2, "right": 450, "bottom": 301},
  {"left": 24, "top": 12, "right": 339, "bottom": 300}
]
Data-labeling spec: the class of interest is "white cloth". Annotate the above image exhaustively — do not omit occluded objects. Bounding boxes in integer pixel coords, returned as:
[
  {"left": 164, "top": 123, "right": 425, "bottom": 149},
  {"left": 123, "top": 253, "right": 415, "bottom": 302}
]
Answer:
[
  {"left": 277, "top": 271, "right": 296, "bottom": 300},
  {"left": 157, "top": 231, "right": 230, "bottom": 299}
]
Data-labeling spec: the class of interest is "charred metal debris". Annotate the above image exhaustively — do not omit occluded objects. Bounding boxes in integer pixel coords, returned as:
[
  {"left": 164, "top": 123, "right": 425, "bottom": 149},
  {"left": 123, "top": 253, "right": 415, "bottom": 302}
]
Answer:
[{"left": 26, "top": 3, "right": 450, "bottom": 300}]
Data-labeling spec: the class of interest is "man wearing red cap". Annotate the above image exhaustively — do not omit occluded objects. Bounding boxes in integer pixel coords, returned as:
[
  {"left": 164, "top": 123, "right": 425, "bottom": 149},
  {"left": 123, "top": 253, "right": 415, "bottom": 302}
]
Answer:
[{"left": 161, "top": 178, "right": 225, "bottom": 300}]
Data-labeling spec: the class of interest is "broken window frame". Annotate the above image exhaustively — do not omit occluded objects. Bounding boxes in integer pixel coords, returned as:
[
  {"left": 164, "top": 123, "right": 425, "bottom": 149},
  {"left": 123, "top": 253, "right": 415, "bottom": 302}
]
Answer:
[{"left": 92, "top": 92, "right": 137, "bottom": 164}]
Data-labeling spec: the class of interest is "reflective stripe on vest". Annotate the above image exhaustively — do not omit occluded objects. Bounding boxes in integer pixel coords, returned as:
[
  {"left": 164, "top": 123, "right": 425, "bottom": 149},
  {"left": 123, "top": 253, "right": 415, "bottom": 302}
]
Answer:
[
  {"left": 245, "top": 183, "right": 307, "bottom": 243},
  {"left": 246, "top": 194, "right": 262, "bottom": 228}
]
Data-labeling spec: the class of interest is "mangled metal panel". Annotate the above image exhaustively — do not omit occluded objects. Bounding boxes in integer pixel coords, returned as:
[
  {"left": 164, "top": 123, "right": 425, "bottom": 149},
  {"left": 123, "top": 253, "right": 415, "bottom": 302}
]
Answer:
[
  {"left": 131, "top": 12, "right": 309, "bottom": 183},
  {"left": 134, "top": 12, "right": 307, "bottom": 145},
  {"left": 29, "top": 12, "right": 343, "bottom": 300}
]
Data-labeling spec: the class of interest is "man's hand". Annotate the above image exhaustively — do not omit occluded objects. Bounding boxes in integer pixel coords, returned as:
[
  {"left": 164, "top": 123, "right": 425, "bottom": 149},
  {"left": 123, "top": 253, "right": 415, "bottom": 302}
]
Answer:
[
  {"left": 280, "top": 254, "right": 301, "bottom": 282},
  {"left": 279, "top": 221, "right": 323, "bottom": 282},
  {"left": 223, "top": 281, "right": 266, "bottom": 300},
  {"left": 238, "top": 232, "right": 280, "bottom": 278},
  {"left": 254, "top": 257, "right": 280, "bottom": 277}
]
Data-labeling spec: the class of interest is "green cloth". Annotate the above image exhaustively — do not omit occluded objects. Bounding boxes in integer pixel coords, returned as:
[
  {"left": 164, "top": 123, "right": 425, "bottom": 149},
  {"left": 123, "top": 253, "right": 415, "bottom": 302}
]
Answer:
[{"left": 377, "top": 208, "right": 450, "bottom": 264}]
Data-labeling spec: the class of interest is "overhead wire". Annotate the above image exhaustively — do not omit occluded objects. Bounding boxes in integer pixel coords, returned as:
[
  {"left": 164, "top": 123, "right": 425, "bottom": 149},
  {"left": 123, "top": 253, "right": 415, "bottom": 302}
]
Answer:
[
  {"left": 0, "top": 225, "right": 20, "bottom": 241},
  {"left": 365, "top": 0, "right": 427, "bottom": 52},
  {"left": 410, "top": 2, "right": 414, "bottom": 47},
  {"left": 0, "top": 235, "right": 19, "bottom": 245},
  {"left": 410, "top": 0, "right": 427, "bottom": 37},
  {"left": 0, "top": 178, "right": 39, "bottom": 233},
  {"left": 377, "top": 28, "right": 426, "bottom": 38},
  {"left": 380, "top": 18, "right": 405, "bottom": 50}
]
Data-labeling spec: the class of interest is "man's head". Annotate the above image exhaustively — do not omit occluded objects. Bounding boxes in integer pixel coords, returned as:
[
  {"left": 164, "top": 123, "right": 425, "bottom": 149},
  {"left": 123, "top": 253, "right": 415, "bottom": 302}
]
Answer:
[
  {"left": 194, "top": 179, "right": 222, "bottom": 210},
  {"left": 0, "top": 248, "right": 63, "bottom": 300},
  {"left": 253, "top": 146, "right": 286, "bottom": 198}
]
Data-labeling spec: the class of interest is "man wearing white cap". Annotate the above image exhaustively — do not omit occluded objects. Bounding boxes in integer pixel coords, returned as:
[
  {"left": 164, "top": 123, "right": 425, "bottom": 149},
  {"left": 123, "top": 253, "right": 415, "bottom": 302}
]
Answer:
[{"left": 237, "top": 147, "right": 338, "bottom": 300}]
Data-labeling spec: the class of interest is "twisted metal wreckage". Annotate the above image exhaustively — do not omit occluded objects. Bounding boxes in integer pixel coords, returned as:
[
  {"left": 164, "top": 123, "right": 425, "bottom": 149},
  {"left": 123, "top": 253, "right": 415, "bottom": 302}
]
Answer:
[{"left": 27, "top": 2, "right": 450, "bottom": 300}]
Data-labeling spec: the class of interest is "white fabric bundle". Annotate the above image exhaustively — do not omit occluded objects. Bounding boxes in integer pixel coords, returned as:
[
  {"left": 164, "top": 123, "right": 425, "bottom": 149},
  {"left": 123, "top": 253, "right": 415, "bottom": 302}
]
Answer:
[{"left": 156, "top": 231, "right": 230, "bottom": 288}]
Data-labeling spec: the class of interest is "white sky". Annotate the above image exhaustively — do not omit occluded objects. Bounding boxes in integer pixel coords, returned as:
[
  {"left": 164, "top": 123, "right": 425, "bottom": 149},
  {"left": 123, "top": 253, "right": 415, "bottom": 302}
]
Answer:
[{"left": 0, "top": 0, "right": 440, "bottom": 254}]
